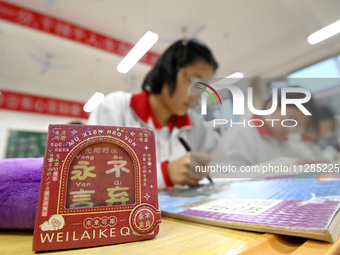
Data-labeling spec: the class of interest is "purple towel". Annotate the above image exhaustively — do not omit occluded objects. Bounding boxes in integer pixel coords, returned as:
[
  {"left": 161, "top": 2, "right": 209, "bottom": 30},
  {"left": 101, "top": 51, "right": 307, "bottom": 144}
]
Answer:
[{"left": 0, "top": 157, "right": 43, "bottom": 230}]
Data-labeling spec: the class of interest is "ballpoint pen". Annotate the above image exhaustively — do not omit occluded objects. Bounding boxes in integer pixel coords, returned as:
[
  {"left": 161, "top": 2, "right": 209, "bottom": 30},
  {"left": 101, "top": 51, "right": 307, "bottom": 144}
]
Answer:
[{"left": 178, "top": 136, "right": 214, "bottom": 184}]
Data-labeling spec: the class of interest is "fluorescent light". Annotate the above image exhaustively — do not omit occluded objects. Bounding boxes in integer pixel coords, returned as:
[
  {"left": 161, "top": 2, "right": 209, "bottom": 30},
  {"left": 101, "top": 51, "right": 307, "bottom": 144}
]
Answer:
[
  {"left": 83, "top": 92, "right": 104, "bottom": 112},
  {"left": 117, "top": 31, "right": 158, "bottom": 74},
  {"left": 308, "top": 19, "right": 340, "bottom": 45},
  {"left": 227, "top": 72, "right": 244, "bottom": 79},
  {"left": 210, "top": 72, "right": 244, "bottom": 88}
]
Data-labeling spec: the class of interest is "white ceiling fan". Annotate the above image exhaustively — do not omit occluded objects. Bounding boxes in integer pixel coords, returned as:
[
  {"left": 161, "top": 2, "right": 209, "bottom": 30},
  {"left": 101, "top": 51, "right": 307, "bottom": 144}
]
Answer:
[
  {"left": 44, "top": 0, "right": 59, "bottom": 8},
  {"left": 159, "top": 25, "right": 206, "bottom": 43},
  {"left": 122, "top": 75, "right": 139, "bottom": 92},
  {"left": 29, "top": 52, "right": 71, "bottom": 75},
  {"left": 44, "top": 0, "right": 103, "bottom": 8}
]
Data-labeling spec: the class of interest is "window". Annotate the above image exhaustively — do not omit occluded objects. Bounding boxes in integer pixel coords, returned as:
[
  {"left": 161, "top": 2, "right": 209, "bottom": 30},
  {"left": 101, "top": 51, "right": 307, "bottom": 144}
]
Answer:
[
  {"left": 268, "top": 55, "right": 340, "bottom": 114},
  {"left": 287, "top": 57, "right": 340, "bottom": 93}
]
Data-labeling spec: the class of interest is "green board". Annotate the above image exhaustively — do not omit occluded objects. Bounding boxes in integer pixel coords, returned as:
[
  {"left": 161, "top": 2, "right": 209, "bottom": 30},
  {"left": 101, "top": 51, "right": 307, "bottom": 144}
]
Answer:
[{"left": 6, "top": 130, "right": 47, "bottom": 158}]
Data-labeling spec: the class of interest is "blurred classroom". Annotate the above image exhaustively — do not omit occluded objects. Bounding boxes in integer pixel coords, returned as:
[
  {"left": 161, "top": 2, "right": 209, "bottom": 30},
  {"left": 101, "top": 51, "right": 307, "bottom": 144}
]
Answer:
[
  {"left": 2, "top": 1, "right": 340, "bottom": 254},
  {"left": 1, "top": 0, "right": 340, "bottom": 159}
]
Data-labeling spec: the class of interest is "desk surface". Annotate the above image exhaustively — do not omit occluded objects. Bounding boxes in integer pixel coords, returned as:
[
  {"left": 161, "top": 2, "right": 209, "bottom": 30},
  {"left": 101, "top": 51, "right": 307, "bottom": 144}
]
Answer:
[{"left": 1, "top": 217, "right": 340, "bottom": 255}]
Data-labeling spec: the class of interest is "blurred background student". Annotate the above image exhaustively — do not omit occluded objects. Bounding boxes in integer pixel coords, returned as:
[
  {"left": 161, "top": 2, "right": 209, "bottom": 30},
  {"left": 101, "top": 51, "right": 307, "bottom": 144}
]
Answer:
[
  {"left": 222, "top": 87, "right": 319, "bottom": 168},
  {"left": 291, "top": 105, "right": 340, "bottom": 161},
  {"left": 88, "top": 39, "right": 224, "bottom": 189}
]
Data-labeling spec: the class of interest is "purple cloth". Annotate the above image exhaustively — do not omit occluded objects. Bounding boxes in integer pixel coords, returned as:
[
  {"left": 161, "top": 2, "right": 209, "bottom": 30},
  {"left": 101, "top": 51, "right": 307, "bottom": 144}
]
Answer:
[{"left": 0, "top": 157, "right": 43, "bottom": 230}]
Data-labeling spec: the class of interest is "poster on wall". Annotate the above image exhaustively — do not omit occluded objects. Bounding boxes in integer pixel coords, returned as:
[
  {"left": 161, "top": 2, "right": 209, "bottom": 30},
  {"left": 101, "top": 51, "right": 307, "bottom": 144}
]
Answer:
[{"left": 6, "top": 130, "right": 47, "bottom": 158}]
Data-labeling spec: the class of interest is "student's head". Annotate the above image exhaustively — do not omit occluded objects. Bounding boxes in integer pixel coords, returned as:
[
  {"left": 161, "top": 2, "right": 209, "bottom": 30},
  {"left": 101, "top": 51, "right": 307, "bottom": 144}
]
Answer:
[
  {"left": 317, "top": 107, "right": 336, "bottom": 138},
  {"left": 263, "top": 86, "right": 318, "bottom": 140},
  {"left": 142, "top": 39, "right": 218, "bottom": 116},
  {"left": 304, "top": 106, "right": 336, "bottom": 142}
]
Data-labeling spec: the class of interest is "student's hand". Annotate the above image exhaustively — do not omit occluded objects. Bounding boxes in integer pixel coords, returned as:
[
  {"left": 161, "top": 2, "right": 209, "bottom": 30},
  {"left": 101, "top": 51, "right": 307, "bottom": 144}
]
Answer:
[
  {"left": 167, "top": 152, "right": 212, "bottom": 186},
  {"left": 190, "top": 152, "right": 212, "bottom": 178}
]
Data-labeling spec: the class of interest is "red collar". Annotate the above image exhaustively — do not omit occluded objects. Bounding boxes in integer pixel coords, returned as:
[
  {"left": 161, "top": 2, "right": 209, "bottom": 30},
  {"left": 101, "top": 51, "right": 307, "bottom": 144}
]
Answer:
[
  {"left": 301, "top": 134, "right": 312, "bottom": 142},
  {"left": 252, "top": 114, "right": 287, "bottom": 140},
  {"left": 130, "top": 91, "right": 191, "bottom": 130}
]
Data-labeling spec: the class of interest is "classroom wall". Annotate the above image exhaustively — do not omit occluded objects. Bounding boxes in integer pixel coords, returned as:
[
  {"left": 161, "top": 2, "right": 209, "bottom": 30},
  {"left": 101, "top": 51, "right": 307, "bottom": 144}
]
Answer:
[{"left": 0, "top": 110, "right": 86, "bottom": 159}]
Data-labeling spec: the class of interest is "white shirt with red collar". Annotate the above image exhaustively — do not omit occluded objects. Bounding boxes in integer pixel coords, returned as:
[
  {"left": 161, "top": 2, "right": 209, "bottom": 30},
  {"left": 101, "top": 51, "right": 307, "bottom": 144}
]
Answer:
[
  {"left": 87, "top": 90, "right": 222, "bottom": 190},
  {"left": 222, "top": 115, "right": 297, "bottom": 167}
]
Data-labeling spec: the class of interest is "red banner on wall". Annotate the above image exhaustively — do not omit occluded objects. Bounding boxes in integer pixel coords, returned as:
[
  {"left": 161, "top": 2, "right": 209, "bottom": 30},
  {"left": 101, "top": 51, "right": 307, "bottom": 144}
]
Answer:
[
  {"left": 0, "top": 1, "right": 159, "bottom": 66},
  {"left": 0, "top": 90, "right": 89, "bottom": 119}
]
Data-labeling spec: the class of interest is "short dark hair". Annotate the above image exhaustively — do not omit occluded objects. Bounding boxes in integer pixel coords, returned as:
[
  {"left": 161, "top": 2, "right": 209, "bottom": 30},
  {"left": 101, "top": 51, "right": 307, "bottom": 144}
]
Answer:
[
  {"left": 307, "top": 105, "right": 335, "bottom": 133},
  {"left": 141, "top": 39, "right": 218, "bottom": 95},
  {"left": 317, "top": 106, "right": 335, "bottom": 121}
]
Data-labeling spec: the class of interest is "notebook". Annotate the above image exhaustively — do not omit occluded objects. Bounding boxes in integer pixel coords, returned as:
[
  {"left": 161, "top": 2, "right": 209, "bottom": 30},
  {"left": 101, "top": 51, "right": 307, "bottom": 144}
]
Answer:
[{"left": 159, "top": 177, "right": 340, "bottom": 242}]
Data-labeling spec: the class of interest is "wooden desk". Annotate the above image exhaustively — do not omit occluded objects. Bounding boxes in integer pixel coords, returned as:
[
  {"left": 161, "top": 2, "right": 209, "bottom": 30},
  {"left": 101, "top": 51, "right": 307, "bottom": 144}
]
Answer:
[{"left": 1, "top": 217, "right": 340, "bottom": 255}]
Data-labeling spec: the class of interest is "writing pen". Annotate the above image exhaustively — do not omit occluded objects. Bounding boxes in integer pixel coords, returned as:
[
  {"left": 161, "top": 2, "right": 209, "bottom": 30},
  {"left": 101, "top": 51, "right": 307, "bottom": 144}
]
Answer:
[{"left": 178, "top": 136, "right": 214, "bottom": 184}]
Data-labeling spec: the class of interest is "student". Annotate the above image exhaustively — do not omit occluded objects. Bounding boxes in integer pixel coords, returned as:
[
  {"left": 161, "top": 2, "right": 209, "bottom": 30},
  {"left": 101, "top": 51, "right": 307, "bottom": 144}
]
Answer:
[
  {"left": 88, "top": 39, "right": 223, "bottom": 189},
  {"left": 304, "top": 106, "right": 339, "bottom": 151},
  {"left": 293, "top": 106, "right": 340, "bottom": 161},
  {"left": 222, "top": 87, "right": 318, "bottom": 168}
]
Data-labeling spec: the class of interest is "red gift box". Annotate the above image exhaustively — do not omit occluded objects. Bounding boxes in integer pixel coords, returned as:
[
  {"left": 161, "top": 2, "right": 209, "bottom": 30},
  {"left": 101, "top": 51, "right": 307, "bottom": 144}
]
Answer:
[{"left": 33, "top": 125, "right": 161, "bottom": 251}]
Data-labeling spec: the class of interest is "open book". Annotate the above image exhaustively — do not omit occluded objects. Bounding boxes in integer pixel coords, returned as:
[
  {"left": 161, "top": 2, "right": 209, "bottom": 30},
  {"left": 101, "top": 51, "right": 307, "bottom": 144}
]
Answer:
[{"left": 159, "top": 177, "right": 340, "bottom": 242}]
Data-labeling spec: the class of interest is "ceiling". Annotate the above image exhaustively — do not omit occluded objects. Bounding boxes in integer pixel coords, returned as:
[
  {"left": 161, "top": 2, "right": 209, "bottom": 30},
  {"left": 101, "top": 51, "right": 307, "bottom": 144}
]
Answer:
[{"left": 1, "top": 0, "right": 340, "bottom": 103}]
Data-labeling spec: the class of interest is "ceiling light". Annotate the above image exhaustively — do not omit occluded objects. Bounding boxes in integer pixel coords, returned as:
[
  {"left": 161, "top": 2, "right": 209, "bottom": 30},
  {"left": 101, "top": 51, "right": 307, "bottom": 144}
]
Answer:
[
  {"left": 117, "top": 31, "right": 158, "bottom": 74},
  {"left": 308, "top": 19, "right": 340, "bottom": 45},
  {"left": 227, "top": 72, "right": 244, "bottom": 79},
  {"left": 210, "top": 72, "right": 244, "bottom": 88},
  {"left": 83, "top": 92, "right": 104, "bottom": 112}
]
